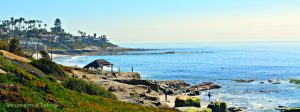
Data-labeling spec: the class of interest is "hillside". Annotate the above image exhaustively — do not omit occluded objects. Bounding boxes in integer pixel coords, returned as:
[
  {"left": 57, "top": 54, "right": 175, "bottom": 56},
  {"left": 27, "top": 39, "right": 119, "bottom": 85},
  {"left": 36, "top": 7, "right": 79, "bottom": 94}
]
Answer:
[{"left": 0, "top": 51, "right": 177, "bottom": 112}]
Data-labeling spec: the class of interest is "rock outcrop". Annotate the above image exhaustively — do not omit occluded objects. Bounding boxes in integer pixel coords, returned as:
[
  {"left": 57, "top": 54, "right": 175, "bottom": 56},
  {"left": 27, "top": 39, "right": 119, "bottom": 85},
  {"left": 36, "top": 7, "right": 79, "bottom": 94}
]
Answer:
[
  {"left": 113, "top": 79, "right": 161, "bottom": 92},
  {"left": 188, "top": 82, "right": 221, "bottom": 92},
  {"left": 268, "top": 79, "right": 281, "bottom": 84},
  {"left": 175, "top": 95, "right": 200, "bottom": 107},
  {"left": 207, "top": 102, "right": 227, "bottom": 112},
  {"left": 117, "top": 72, "right": 141, "bottom": 80},
  {"left": 289, "top": 79, "right": 300, "bottom": 84},
  {"left": 234, "top": 79, "right": 255, "bottom": 83}
]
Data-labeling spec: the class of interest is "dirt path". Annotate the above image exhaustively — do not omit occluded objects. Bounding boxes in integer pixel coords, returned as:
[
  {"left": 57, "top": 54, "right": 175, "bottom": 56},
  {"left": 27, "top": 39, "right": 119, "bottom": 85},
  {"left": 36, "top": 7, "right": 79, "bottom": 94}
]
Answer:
[{"left": 0, "top": 50, "right": 31, "bottom": 63}]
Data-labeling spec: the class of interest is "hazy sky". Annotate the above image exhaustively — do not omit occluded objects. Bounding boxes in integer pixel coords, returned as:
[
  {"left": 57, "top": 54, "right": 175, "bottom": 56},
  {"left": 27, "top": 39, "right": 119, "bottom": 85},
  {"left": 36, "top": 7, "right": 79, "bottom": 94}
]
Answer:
[{"left": 1, "top": 0, "right": 300, "bottom": 44}]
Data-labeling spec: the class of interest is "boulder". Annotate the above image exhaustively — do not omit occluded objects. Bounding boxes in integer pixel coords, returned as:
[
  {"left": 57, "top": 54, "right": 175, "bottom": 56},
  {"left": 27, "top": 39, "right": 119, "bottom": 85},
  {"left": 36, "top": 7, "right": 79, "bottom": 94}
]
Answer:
[
  {"left": 289, "top": 79, "right": 300, "bottom": 84},
  {"left": 114, "top": 79, "right": 161, "bottom": 92},
  {"left": 145, "top": 96, "right": 158, "bottom": 101},
  {"left": 268, "top": 79, "right": 281, "bottom": 84},
  {"left": 160, "top": 80, "right": 190, "bottom": 89},
  {"left": 118, "top": 72, "right": 141, "bottom": 80},
  {"left": 275, "top": 106, "right": 289, "bottom": 111},
  {"left": 194, "top": 91, "right": 201, "bottom": 95},
  {"left": 160, "top": 80, "right": 190, "bottom": 95},
  {"left": 139, "top": 93, "right": 147, "bottom": 97},
  {"left": 189, "top": 82, "right": 221, "bottom": 91},
  {"left": 158, "top": 102, "right": 171, "bottom": 109},
  {"left": 129, "top": 92, "right": 135, "bottom": 96},
  {"left": 207, "top": 102, "right": 227, "bottom": 112},
  {"left": 152, "top": 101, "right": 161, "bottom": 106},
  {"left": 227, "top": 107, "right": 243, "bottom": 112},
  {"left": 220, "top": 102, "right": 227, "bottom": 112},
  {"left": 175, "top": 95, "right": 200, "bottom": 107},
  {"left": 108, "top": 86, "right": 117, "bottom": 92},
  {"left": 284, "top": 108, "right": 300, "bottom": 112},
  {"left": 234, "top": 79, "right": 255, "bottom": 83},
  {"left": 188, "top": 92, "right": 196, "bottom": 96}
]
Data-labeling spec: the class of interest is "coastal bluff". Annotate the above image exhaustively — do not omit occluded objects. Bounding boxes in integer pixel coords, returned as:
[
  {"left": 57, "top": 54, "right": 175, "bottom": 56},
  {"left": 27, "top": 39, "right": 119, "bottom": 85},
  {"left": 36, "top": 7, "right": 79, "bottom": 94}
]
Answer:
[{"left": 65, "top": 59, "right": 224, "bottom": 110}]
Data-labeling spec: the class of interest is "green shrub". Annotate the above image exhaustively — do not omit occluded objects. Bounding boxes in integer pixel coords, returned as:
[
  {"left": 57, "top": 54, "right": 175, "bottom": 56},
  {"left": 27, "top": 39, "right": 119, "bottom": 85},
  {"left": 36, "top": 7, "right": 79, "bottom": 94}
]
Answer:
[
  {"left": 63, "top": 78, "right": 117, "bottom": 100},
  {"left": 0, "top": 55, "right": 35, "bottom": 81},
  {"left": 0, "top": 73, "right": 17, "bottom": 84},
  {"left": 30, "top": 58, "right": 66, "bottom": 79},
  {"left": 8, "top": 38, "right": 22, "bottom": 55},
  {"left": 39, "top": 50, "right": 50, "bottom": 59},
  {"left": 0, "top": 41, "right": 9, "bottom": 50},
  {"left": 0, "top": 55, "right": 15, "bottom": 72}
]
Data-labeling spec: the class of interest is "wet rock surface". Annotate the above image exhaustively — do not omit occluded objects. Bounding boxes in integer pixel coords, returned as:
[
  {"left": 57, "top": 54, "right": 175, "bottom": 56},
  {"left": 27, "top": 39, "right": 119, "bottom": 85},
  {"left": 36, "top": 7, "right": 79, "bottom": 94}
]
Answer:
[
  {"left": 234, "top": 79, "right": 255, "bottom": 83},
  {"left": 69, "top": 69, "right": 222, "bottom": 108},
  {"left": 188, "top": 82, "right": 221, "bottom": 92},
  {"left": 268, "top": 79, "right": 281, "bottom": 84}
]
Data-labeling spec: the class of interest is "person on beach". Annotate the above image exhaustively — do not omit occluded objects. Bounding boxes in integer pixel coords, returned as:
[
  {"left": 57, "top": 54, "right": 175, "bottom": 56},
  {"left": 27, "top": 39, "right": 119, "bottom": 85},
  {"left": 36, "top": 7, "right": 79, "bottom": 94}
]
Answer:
[
  {"left": 163, "top": 89, "right": 168, "bottom": 102},
  {"left": 147, "top": 86, "right": 151, "bottom": 93},
  {"left": 208, "top": 92, "right": 213, "bottom": 102}
]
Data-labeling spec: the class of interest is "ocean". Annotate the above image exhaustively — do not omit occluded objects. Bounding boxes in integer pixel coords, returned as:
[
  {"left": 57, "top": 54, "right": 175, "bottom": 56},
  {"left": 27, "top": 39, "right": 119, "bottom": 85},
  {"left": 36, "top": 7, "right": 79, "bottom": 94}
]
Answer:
[{"left": 53, "top": 41, "right": 300, "bottom": 111}]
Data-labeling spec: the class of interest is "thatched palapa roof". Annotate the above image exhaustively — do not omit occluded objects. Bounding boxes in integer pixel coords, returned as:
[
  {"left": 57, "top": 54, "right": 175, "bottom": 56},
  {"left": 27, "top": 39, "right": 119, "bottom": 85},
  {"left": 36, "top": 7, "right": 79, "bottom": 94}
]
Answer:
[{"left": 83, "top": 59, "right": 112, "bottom": 69}]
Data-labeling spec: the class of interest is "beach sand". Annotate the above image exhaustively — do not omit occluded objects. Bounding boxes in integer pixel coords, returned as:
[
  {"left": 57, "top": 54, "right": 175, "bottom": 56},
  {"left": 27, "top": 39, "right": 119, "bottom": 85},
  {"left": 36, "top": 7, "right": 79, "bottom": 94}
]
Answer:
[{"left": 31, "top": 53, "right": 68, "bottom": 59}]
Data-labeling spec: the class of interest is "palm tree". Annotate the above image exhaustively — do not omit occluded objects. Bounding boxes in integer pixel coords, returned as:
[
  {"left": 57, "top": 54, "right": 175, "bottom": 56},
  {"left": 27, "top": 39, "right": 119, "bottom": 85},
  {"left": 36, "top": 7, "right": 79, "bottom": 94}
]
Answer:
[
  {"left": 19, "top": 17, "right": 25, "bottom": 31},
  {"left": 94, "top": 33, "right": 97, "bottom": 38},
  {"left": 44, "top": 24, "right": 47, "bottom": 29},
  {"left": 28, "top": 20, "right": 36, "bottom": 30},
  {"left": 24, "top": 20, "right": 28, "bottom": 31},
  {"left": 10, "top": 17, "right": 14, "bottom": 31},
  {"left": 36, "top": 20, "right": 42, "bottom": 30},
  {"left": 78, "top": 30, "right": 83, "bottom": 36}
]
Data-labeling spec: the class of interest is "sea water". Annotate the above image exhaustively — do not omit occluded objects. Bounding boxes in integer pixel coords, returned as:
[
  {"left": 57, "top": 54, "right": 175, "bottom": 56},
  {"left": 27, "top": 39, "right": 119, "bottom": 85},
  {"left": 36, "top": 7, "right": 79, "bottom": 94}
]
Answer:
[{"left": 53, "top": 42, "right": 300, "bottom": 111}]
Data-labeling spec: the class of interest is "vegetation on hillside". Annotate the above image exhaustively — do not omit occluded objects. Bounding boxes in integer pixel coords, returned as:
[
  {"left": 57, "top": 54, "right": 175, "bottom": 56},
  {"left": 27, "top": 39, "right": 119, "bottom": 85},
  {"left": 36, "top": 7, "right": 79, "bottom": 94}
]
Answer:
[
  {"left": 0, "top": 40, "right": 9, "bottom": 51},
  {"left": 0, "top": 17, "right": 118, "bottom": 52},
  {"left": 30, "top": 58, "right": 67, "bottom": 79},
  {"left": 8, "top": 38, "right": 22, "bottom": 55},
  {"left": 63, "top": 78, "right": 117, "bottom": 100},
  {"left": 0, "top": 51, "right": 177, "bottom": 112}
]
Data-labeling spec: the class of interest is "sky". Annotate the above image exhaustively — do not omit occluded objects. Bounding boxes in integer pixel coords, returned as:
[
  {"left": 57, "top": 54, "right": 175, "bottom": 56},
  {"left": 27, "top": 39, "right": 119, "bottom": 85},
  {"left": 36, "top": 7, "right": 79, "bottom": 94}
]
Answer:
[{"left": 1, "top": 0, "right": 300, "bottom": 44}]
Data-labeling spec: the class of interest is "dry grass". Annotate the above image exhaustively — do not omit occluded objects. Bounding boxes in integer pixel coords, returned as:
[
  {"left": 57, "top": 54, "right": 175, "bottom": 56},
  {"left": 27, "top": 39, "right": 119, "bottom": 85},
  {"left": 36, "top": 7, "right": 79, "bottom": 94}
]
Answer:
[{"left": 0, "top": 50, "right": 31, "bottom": 63}]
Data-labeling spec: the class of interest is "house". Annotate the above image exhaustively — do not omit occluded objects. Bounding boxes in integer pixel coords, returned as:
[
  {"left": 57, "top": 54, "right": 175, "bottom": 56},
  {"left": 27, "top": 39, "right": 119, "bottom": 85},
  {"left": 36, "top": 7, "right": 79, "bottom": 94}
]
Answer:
[
  {"left": 0, "top": 29, "right": 8, "bottom": 35},
  {"left": 20, "top": 39, "right": 47, "bottom": 52}
]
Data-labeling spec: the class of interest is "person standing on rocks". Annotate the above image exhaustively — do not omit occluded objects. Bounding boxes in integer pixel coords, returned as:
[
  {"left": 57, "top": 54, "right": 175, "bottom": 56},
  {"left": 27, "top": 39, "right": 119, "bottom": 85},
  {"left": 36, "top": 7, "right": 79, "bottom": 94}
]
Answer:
[{"left": 163, "top": 89, "right": 168, "bottom": 102}]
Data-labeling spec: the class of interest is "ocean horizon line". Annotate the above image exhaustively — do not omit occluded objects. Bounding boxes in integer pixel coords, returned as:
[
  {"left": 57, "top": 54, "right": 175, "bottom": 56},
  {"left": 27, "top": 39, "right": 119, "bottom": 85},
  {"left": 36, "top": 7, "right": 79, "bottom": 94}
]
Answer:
[{"left": 119, "top": 40, "right": 300, "bottom": 48}]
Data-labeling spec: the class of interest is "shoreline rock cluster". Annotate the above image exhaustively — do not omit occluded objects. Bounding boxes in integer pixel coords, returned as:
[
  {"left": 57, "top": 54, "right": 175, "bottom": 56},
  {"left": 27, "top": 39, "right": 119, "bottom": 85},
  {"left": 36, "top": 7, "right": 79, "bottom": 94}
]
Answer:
[
  {"left": 67, "top": 60, "right": 300, "bottom": 111},
  {"left": 67, "top": 64, "right": 224, "bottom": 110}
]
